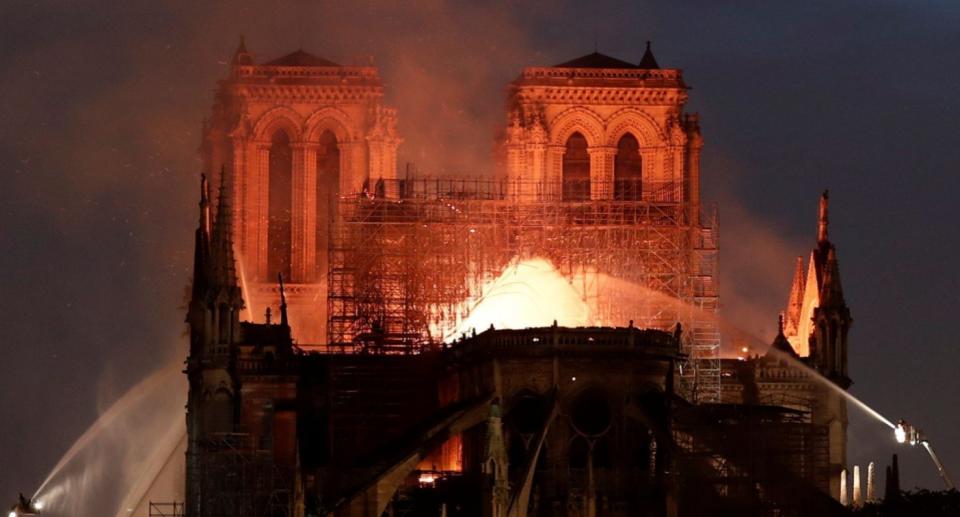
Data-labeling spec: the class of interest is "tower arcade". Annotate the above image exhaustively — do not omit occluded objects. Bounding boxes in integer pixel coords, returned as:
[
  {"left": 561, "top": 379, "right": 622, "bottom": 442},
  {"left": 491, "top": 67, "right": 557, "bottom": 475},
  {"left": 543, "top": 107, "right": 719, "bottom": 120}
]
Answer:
[
  {"left": 502, "top": 43, "right": 703, "bottom": 214},
  {"left": 202, "top": 38, "right": 400, "bottom": 345}
]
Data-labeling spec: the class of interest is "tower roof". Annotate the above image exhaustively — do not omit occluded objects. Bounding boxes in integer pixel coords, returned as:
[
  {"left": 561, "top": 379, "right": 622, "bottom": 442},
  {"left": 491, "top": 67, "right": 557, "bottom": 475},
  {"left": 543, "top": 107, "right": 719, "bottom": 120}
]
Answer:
[
  {"left": 783, "top": 256, "right": 805, "bottom": 335},
  {"left": 554, "top": 52, "right": 640, "bottom": 69},
  {"left": 191, "top": 174, "right": 212, "bottom": 299},
  {"left": 264, "top": 49, "right": 341, "bottom": 67},
  {"left": 817, "top": 190, "right": 830, "bottom": 246},
  {"left": 767, "top": 314, "right": 799, "bottom": 359},
  {"left": 210, "top": 170, "right": 239, "bottom": 294},
  {"left": 819, "top": 247, "right": 846, "bottom": 308},
  {"left": 638, "top": 41, "right": 660, "bottom": 69},
  {"left": 232, "top": 35, "right": 254, "bottom": 66}
]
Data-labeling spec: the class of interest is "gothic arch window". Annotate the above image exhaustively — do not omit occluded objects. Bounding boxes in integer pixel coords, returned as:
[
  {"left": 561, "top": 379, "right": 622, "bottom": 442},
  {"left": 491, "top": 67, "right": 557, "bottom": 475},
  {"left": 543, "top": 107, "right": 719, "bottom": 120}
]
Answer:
[
  {"left": 562, "top": 132, "right": 590, "bottom": 201},
  {"left": 268, "top": 130, "right": 293, "bottom": 281},
  {"left": 316, "top": 130, "right": 340, "bottom": 279},
  {"left": 614, "top": 134, "right": 642, "bottom": 200}
]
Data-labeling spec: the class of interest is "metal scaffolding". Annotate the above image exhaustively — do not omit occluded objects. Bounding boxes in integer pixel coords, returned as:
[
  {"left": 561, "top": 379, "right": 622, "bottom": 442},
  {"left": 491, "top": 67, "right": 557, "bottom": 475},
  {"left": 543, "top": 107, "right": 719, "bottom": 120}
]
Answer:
[
  {"left": 673, "top": 404, "right": 832, "bottom": 508},
  {"left": 327, "top": 178, "right": 720, "bottom": 402},
  {"left": 197, "top": 433, "right": 294, "bottom": 517}
]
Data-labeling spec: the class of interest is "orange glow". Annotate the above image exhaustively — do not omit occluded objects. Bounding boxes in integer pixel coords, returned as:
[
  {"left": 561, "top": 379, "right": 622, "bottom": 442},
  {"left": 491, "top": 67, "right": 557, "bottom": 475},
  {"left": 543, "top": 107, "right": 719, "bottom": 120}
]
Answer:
[
  {"left": 418, "top": 472, "right": 438, "bottom": 487},
  {"left": 447, "top": 258, "right": 591, "bottom": 339},
  {"left": 447, "top": 257, "right": 718, "bottom": 340}
]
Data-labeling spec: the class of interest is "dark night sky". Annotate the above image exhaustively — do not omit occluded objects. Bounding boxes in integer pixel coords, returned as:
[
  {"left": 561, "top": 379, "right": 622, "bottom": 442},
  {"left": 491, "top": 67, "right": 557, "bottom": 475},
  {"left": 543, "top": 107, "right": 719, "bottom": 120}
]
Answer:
[{"left": 2, "top": 0, "right": 959, "bottom": 503}]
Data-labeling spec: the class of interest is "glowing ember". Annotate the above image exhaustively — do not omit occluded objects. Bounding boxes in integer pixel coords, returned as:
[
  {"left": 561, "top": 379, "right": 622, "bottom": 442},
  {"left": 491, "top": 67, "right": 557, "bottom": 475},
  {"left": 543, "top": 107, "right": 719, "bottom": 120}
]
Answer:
[{"left": 418, "top": 472, "right": 438, "bottom": 487}]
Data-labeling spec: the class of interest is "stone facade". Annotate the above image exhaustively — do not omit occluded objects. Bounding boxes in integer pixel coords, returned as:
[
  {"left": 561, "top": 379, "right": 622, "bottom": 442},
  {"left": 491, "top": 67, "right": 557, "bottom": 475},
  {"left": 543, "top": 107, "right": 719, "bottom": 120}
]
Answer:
[
  {"left": 202, "top": 40, "right": 400, "bottom": 345},
  {"left": 501, "top": 47, "right": 702, "bottom": 212}
]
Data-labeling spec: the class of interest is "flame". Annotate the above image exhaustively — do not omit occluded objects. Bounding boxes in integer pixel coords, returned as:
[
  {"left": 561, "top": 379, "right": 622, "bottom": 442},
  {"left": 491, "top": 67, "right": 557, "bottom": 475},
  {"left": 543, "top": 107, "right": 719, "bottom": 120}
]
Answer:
[{"left": 446, "top": 258, "right": 591, "bottom": 340}]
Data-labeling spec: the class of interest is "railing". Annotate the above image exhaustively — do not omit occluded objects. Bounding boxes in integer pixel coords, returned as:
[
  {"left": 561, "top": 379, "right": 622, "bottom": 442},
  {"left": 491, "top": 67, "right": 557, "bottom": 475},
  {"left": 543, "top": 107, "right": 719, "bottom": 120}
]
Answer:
[
  {"left": 148, "top": 502, "right": 185, "bottom": 517},
  {"left": 359, "top": 177, "right": 681, "bottom": 204},
  {"left": 235, "top": 64, "right": 381, "bottom": 81},
  {"left": 520, "top": 66, "right": 683, "bottom": 83}
]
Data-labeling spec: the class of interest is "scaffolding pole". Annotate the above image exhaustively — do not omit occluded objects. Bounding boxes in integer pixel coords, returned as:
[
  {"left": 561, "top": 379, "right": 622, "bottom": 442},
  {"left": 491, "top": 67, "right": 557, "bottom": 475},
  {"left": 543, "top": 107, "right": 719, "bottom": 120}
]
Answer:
[{"left": 327, "top": 178, "right": 720, "bottom": 402}]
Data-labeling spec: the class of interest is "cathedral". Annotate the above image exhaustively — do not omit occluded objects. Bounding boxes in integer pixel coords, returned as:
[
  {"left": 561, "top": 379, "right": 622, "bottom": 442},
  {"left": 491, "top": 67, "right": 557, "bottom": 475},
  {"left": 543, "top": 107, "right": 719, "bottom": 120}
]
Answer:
[{"left": 184, "top": 40, "right": 853, "bottom": 516}]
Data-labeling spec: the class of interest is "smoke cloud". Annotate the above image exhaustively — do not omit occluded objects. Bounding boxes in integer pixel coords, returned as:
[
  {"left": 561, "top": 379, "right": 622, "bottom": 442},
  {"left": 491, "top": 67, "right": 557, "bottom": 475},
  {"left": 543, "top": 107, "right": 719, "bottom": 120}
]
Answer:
[{"left": 3, "top": 0, "right": 960, "bottom": 500}]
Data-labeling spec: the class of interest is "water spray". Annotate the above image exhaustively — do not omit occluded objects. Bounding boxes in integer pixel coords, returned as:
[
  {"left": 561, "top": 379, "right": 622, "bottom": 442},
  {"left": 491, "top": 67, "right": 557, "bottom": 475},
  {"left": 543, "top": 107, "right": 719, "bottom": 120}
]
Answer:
[
  {"left": 893, "top": 419, "right": 956, "bottom": 490},
  {"left": 8, "top": 494, "right": 41, "bottom": 516}
]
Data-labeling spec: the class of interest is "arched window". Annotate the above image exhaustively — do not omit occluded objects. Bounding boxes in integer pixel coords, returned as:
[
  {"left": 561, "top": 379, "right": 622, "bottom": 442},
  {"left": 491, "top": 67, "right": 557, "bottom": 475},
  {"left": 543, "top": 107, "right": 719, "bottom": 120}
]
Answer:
[
  {"left": 562, "top": 132, "right": 590, "bottom": 201},
  {"left": 268, "top": 130, "right": 293, "bottom": 281},
  {"left": 316, "top": 130, "right": 340, "bottom": 279},
  {"left": 614, "top": 134, "right": 642, "bottom": 200}
]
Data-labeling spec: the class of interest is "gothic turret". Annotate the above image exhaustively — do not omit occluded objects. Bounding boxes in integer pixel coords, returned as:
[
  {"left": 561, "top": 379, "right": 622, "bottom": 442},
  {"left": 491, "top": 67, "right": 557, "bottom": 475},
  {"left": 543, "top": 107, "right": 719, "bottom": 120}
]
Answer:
[
  {"left": 185, "top": 172, "right": 245, "bottom": 517},
  {"left": 638, "top": 41, "right": 660, "bottom": 69},
  {"left": 812, "top": 246, "right": 852, "bottom": 382},
  {"left": 768, "top": 314, "right": 799, "bottom": 359},
  {"left": 483, "top": 399, "right": 509, "bottom": 517},
  {"left": 231, "top": 35, "right": 254, "bottom": 67},
  {"left": 784, "top": 256, "right": 805, "bottom": 337},
  {"left": 808, "top": 191, "right": 852, "bottom": 383},
  {"left": 818, "top": 190, "right": 830, "bottom": 245}
]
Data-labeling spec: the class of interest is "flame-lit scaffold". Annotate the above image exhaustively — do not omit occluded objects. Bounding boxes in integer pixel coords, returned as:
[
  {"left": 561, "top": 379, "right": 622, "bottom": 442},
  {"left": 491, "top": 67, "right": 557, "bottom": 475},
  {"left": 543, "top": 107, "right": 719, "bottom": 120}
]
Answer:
[{"left": 327, "top": 177, "right": 720, "bottom": 401}]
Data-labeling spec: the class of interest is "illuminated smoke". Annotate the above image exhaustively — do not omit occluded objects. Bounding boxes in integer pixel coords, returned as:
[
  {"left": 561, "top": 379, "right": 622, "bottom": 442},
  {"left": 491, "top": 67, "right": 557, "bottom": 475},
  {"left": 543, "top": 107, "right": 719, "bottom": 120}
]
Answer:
[
  {"left": 448, "top": 258, "right": 591, "bottom": 339},
  {"left": 32, "top": 363, "right": 185, "bottom": 517}
]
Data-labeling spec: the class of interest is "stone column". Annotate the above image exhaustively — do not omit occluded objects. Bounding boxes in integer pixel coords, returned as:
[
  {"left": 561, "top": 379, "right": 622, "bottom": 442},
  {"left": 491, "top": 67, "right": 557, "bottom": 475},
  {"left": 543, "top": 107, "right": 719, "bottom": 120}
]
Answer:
[
  {"left": 505, "top": 143, "right": 524, "bottom": 200},
  {"left": 338, "top": 140, "right": 363, "bottom": 196},
  {"left": 255, "top": 143, "right": 271, "bottom": 281},
  {"left": 588, "top": 146, "right": 616, "bottom": 200},
  {"left": 686, "top": 133, "right": 703, "bottom": 221},
  {"left": 366, "top": 137, "right": 384, "bottom": 195},
  {"left": 382, "top": 138, "right": 401, "bottom": 199},
  {"left": 525, "top": 143, "right": 546, "bottom": 201},
  {"left": 640, "top": 148, "right": 658, "bottom": 201},
  {"left": 547, "top": 145, "right": 566, "bottom": 201},
  {"left": 230, "top": 139, "right": 248, "bottom": 254},
  {"left": 292, "top": 143, "right": 319, "bottom": 283}
]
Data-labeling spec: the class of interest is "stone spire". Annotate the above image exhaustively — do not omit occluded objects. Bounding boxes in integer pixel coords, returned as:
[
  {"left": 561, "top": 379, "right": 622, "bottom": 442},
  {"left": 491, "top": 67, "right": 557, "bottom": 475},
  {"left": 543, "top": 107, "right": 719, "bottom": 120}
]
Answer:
[
  {"left": 638, "top": 41, "right": 660, "bottom": 69},
  {"left": 210, "top": 168, "right": 241, "bottom": 298},
  {"left": 768, "top": 313, "right": 799, "bottom": 358},
  {"left": 231, "top": 35, "right": 254, "bottom": 67},
  {"left": 278, "top": 272, "right": 289, "bottom": 328},
  {"left": 191, "top": 174, "right": 212, "bottom": 300},
  {"left": 817, "top": 190, "right": 830, "bottom": 245},
  {"left": 199, "top": 173, "right": 211, "bottom": 236},
  {"left": 819, "top": 247, "right": 845, "bottom": 309},
  {"left": 784, "top": 256, "right": 805, "bottom": 335}
]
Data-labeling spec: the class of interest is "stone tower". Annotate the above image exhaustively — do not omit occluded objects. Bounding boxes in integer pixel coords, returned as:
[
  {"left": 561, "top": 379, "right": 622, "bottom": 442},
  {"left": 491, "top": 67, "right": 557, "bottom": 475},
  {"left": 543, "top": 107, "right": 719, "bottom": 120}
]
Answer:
[
  {"left": 782, "top": 191, "right": 853, "bottom": 499},
  {"left": 184, "top": 175, "right": 243, "bottom": 516},
  {"left": 502, "top": 42, "right": 703, "bottom": 216},
  {"left": 202, "top": 38, "right": 401, "bottom": 345}
]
